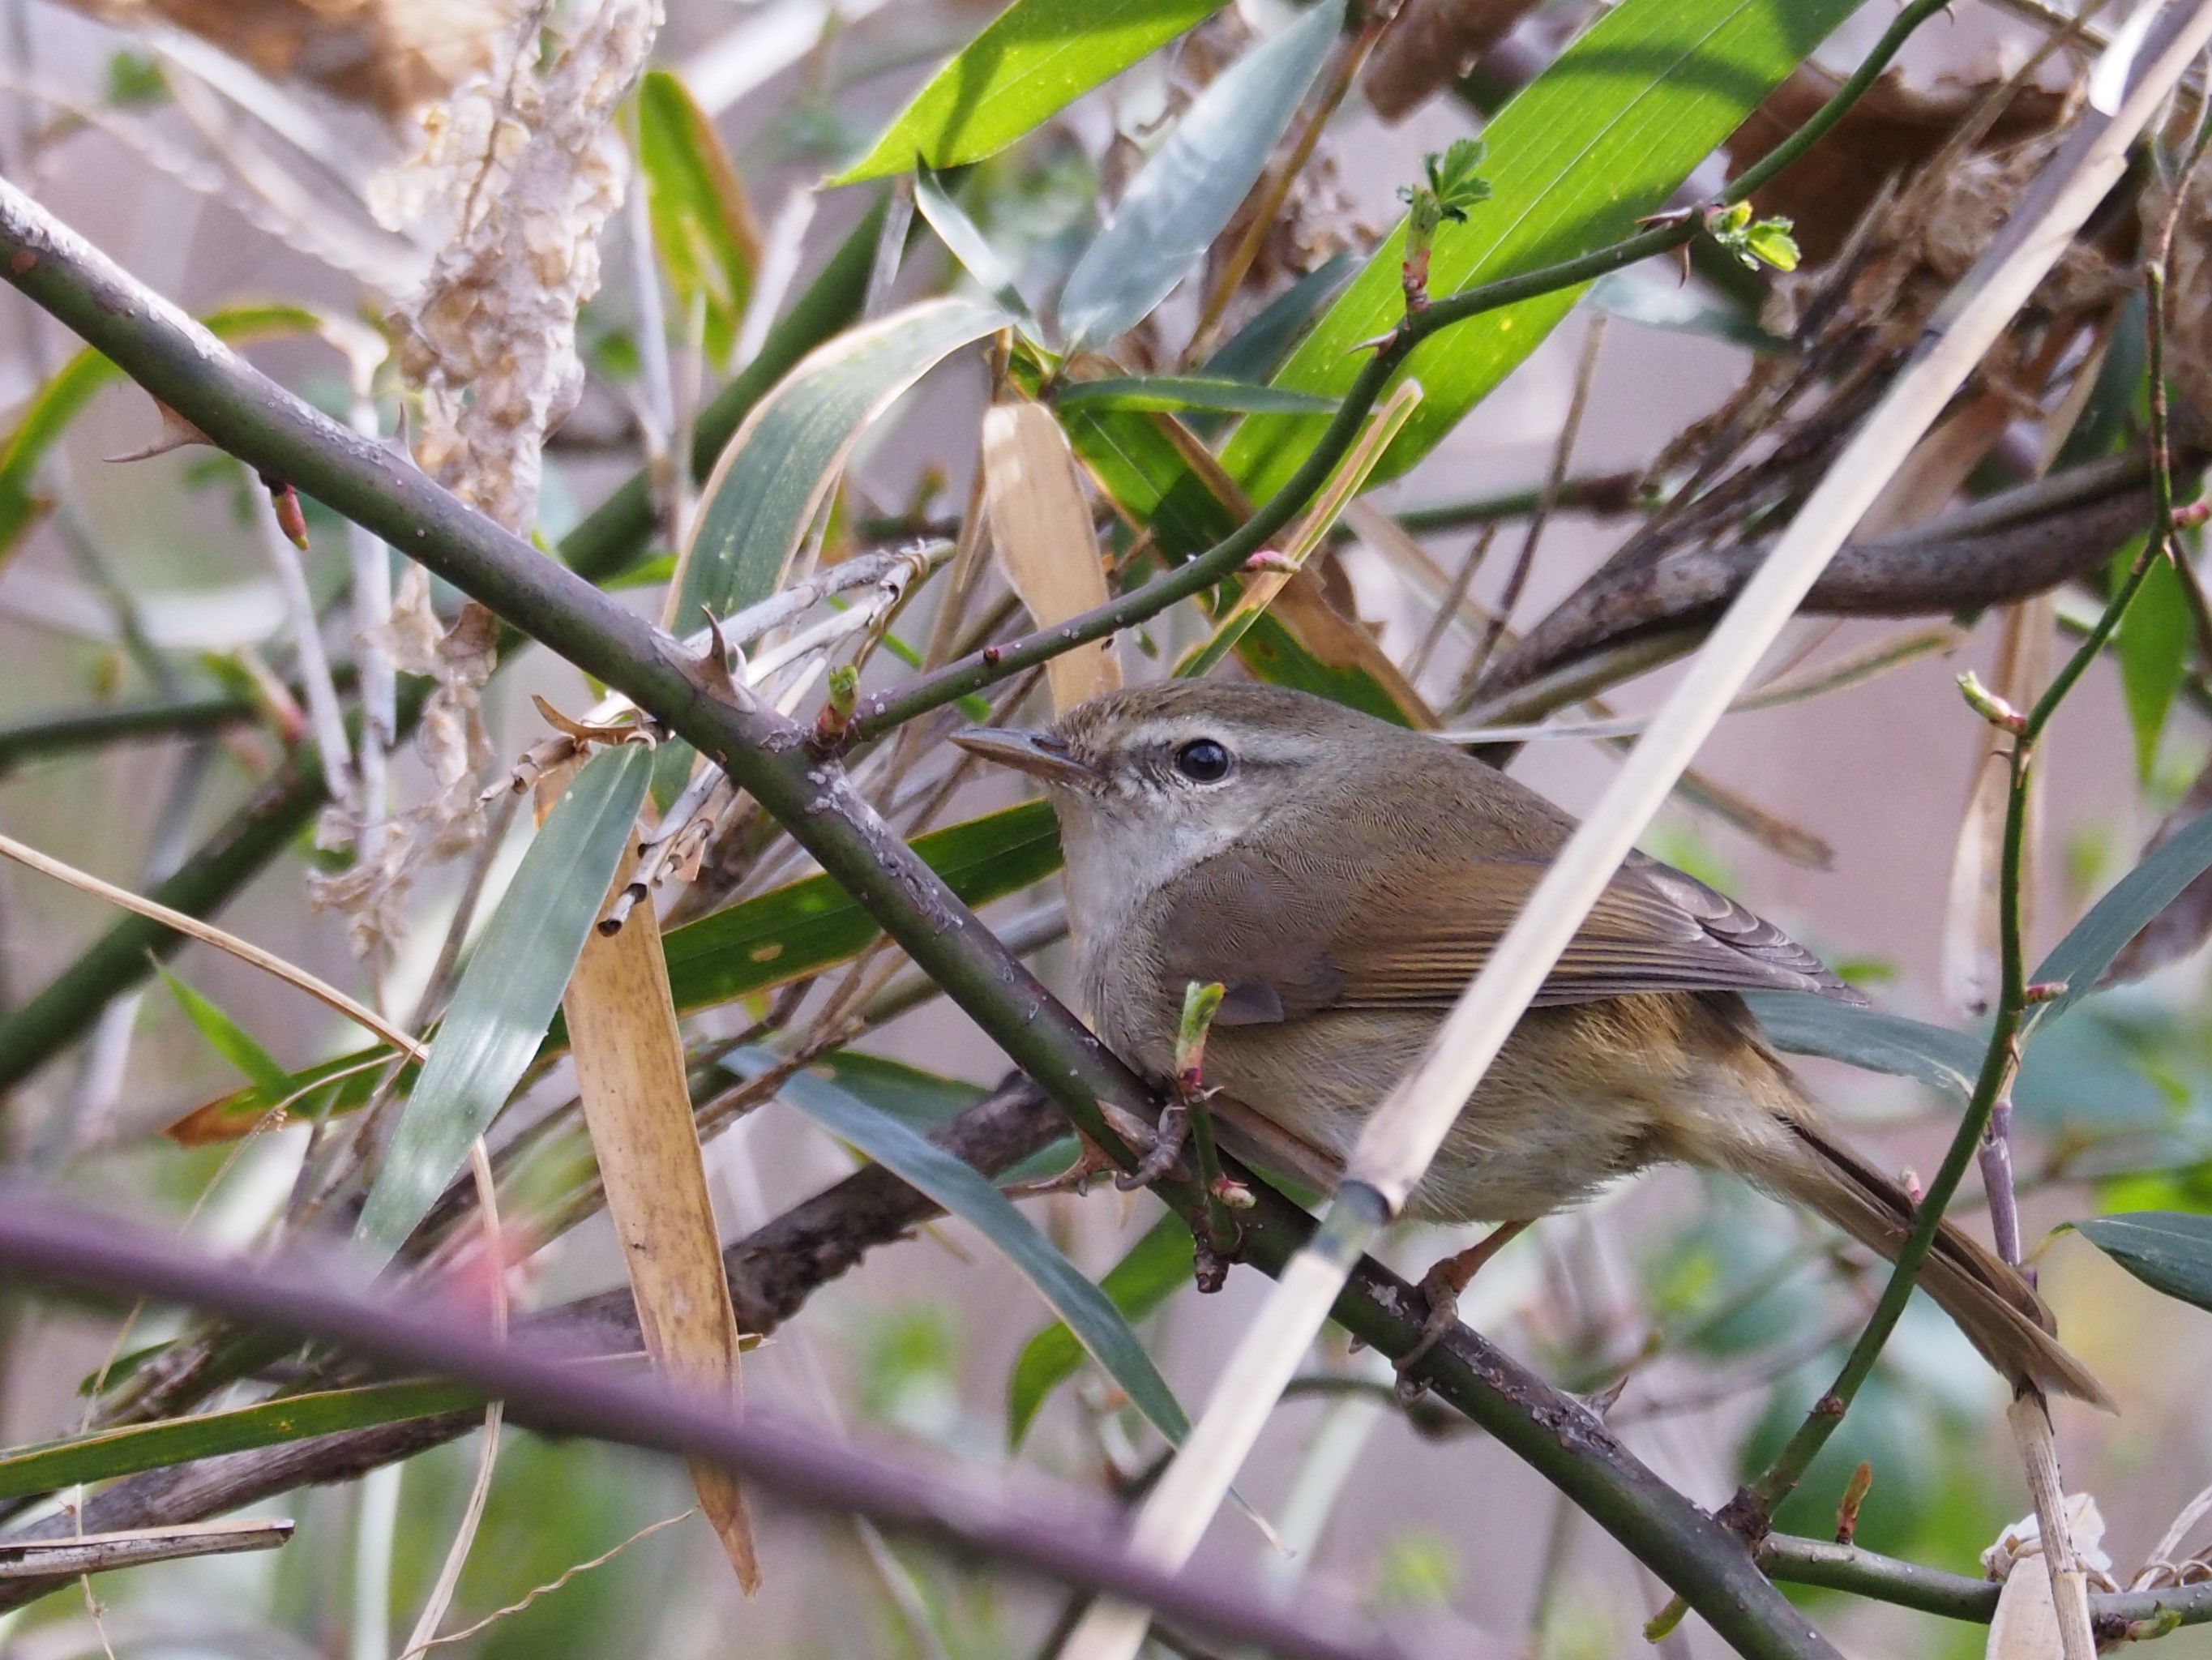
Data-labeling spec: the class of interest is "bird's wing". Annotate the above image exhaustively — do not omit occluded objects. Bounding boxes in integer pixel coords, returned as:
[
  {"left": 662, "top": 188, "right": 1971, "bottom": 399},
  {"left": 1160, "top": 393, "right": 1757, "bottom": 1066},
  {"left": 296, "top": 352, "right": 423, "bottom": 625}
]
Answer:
[{"left": 1157, "top": 845, "right": 1861, "bottom": 1025}]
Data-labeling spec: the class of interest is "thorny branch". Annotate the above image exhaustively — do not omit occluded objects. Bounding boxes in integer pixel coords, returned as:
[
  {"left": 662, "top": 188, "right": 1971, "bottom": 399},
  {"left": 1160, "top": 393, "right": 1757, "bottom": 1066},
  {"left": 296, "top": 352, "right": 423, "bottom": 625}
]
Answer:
[
  {"left": 0, "top": 180, "right": 1838, "bottom": 1656},
  {"left": 0, "top": 0, "right": 2155, "bottom": 1646}
]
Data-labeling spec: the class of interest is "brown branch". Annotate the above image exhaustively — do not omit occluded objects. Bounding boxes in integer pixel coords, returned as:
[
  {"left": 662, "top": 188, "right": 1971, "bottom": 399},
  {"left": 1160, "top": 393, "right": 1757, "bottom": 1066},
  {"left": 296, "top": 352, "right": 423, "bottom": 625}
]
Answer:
[{"left": 1478, "top": 450, "right": 2176, "bottom": 704}]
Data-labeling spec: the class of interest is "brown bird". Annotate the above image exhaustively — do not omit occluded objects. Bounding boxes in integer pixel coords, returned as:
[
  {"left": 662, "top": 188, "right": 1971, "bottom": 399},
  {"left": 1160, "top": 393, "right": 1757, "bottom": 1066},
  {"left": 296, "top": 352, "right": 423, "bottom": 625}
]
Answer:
[{"left": 955, "top": 680, "right": 2110, "bottom": 1409}]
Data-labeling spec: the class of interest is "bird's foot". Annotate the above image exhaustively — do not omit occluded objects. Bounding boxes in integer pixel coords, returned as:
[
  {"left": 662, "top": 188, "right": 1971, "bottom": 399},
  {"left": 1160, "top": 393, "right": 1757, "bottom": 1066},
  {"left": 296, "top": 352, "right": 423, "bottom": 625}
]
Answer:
[
  {"left": 1394, "top": 1220, "right": 1532, "bottom": 1403},
  {"left": 1115, "top": 1102, "right": 1189, "bottom": 1190}
]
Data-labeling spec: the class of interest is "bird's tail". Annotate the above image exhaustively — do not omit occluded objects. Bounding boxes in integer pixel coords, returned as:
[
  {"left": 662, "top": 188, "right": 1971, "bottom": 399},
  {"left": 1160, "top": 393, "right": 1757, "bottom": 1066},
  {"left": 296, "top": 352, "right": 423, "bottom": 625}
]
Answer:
[{"left": 1738, "top": 1105, "right": 2113, "bottom": 1410}]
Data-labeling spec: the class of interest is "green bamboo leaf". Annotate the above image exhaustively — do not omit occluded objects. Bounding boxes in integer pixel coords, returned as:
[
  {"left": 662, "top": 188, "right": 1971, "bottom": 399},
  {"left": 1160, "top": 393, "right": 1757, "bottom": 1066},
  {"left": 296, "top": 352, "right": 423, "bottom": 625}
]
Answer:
[
  {"left": 1007, "top": 1209, "right": 1193, "bottom": 1447},
  {"left": 2032, "top": 804, "right": 2212, "bottom": 1022},
  {"left": 157, "top": 965, "right": 290, "bottom": 1097},
  {"left": 816, "top": 1050, "right": 1077, "bottom": 1184},
  {"left": 357, "top": 744, "right": 652, "bottom": 1261},
  {"left": 2118, "top": 546, "right": 2193, "bottom": 781},
  {"left": 0, "top": 305, "right": 337, "bottom": 567},
  {"left": 1197, "top": 255, "right": 1353, "bottom": 386},
  {"left": 2073, "top": 1212, "right": 2212, "bottom": 1312},
  {"left": 1055, "top": 376, "right": 1337, "bottom": 416},
  {"left": 636, "top": 69, "right": 759, "bottom": 367},
  {"left": 914, "top": 162, "right": 1044, "bottom": 340},
  {"left": 1741, "top": 992, "right": 1987, "bottom": 1100},
  {"left": 0, "top": 1380, "right": 480, "bottom": 1501},
  {"left": 673, "top": 297, "right": 1008, "bottom": 627},
  {"left": 831, "top": 0, "right": 1230, "bottom": 185},
  {"left": 1059, "top": 0, "right": 1343, "bottom": 353},
  {"left": 726, "top": 1049, "right": 1191, "bottom": 1444},
  {"left": 658, "top": 799, "right": 1064, "bottom": 1014},
  {"left": 1223, "top": 0, "right": 1864, "bottom": 500}
]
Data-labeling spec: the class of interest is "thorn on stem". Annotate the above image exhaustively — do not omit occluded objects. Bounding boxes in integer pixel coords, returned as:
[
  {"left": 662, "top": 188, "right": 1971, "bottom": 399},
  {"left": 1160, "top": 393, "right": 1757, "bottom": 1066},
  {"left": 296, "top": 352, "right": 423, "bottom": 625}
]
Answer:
[{"left": 1834, "top": 1461, "right": 1874, "bottom": 1545}]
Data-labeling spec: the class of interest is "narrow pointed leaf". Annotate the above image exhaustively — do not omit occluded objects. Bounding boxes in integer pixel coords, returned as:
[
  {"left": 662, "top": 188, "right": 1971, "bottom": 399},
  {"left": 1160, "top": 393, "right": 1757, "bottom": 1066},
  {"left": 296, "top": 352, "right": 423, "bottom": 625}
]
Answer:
[
  {"left": 672, "top": 297, "right": 1008, "bottom": 627},
  {"left": 1742, "top": 991, "right": 1987, "bottom": 1100},
  {"left": 657, "top": 799, "right": 1064, "bottom": 1014},
  {"left": 831, "top": 0, "right": 1230, "bottom": 184},
  {"left": 165, "top": 1047, "right": 391, "bottom": 1144},
  {"left": 915, "top": 162, "right": 1043, "bottom": 339},
  {"left": 158, "top": 966, "right": 290, "bottom": 1097},
  {"left": 637, "top": 69, "right": 760, "bottom": 367},
  {"left": 1055, "top": 376, "right": 1337, "bottom": 415},
  {"left": 727, "top": 1050, "right": 1192, "bottom": 1445},
  {"left": 560, "top": 823, "right": 757, "bottom": 1591},
  {"left": 2073, "top": 1212, "right": 2212, "bottom": 1312},
  {"left": 0, "top": 1381, "right": 480, "bottom": 1501},
  {"left": 2032, "top": 805, "right": 2212, "bottom": 1022},
  {"left": 982, "top": 401, "right": 1120, "bottom": 712},
  {"left": 357, "top": 745, "right": 652, "bottom": 1261},
  {"left": 1059, "top": 0, "right": 1342, "bottom": 353},
  {"left": 1008, "top": 1209, "right": 1194, "bottom": 1447},
  {"left": 1223, "top": 0, "right": 1865, "bottom": 500},
  {"left": 1197, "top": 255, "right": 1354, "bottom": 386},
  {"left": 816, "top": 1051, "right": 1076, "bottom": 1184}
]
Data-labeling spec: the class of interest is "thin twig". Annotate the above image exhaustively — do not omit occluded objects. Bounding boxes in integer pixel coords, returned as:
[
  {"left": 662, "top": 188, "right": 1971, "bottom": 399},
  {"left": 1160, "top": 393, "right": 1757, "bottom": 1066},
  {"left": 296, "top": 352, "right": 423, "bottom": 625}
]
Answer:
[
  {"left": 1455, "top": 313, "right": 1605, "bottom": 698},
  {"left": 399, "top": 1509, "right": 696, "bottom": 1657},
  {"left": 0, "top": 831, "right": 421, "bottom": 1059}
]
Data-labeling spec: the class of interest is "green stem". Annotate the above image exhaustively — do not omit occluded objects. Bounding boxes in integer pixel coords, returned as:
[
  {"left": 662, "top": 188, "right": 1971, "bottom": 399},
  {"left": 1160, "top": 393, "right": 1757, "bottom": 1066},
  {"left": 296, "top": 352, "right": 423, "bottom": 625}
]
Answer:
[
  {"left": 0, "top": 691, "right": 255, "bottom": 768},
  {"left": 1759, "top": 1534, "right": 2212, "bottom": 1637},
  {"left": 1732, "top": 256, "right": 2184, "bottom": 1534}
]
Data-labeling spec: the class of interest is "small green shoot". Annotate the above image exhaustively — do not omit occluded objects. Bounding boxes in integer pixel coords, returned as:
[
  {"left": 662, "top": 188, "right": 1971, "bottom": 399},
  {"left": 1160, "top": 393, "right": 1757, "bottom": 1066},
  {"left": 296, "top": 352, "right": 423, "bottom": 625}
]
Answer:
[
  {"left": 1704, "top": 201, "right": 1800, "bottom": 272},
  {"left": 1397, "top": 138, "right": 1491, "bottom": 311}
]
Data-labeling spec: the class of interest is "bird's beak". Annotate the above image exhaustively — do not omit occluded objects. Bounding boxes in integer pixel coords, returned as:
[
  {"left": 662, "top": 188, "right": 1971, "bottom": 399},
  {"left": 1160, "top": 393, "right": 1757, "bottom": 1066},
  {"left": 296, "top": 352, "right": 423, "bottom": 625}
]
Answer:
[{"left": 951, "top": 726, "right": 1098, "bottom": 787}]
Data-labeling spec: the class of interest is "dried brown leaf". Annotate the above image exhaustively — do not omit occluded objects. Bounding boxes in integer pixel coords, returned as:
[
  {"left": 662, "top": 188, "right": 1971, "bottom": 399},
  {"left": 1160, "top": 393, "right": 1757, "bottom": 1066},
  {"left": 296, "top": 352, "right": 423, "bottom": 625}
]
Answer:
[
  {"left": 982, "top": 402, "right": 1120, "bottom": 715},
  {"left": 541, "top": 781, "right": 759, "bottom": 1594}
]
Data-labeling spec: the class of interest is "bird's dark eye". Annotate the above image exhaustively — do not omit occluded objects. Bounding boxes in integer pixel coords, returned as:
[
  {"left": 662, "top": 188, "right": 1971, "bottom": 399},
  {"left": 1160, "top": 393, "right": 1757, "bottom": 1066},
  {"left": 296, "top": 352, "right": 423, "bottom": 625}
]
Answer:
[{"left": 1174, "top": 738, "right": 1232, "bottom": 783}]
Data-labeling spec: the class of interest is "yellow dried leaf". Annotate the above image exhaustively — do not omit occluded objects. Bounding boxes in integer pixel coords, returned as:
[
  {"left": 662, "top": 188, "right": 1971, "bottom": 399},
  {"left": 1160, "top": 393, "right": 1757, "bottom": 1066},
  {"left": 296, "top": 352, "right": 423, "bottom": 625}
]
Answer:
[
  {"left": 981, "top": 402, "right": 1120, "bottom": 714},
  {"left": 542, "top": 779, "right": 759, "bottom": 1594}
]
